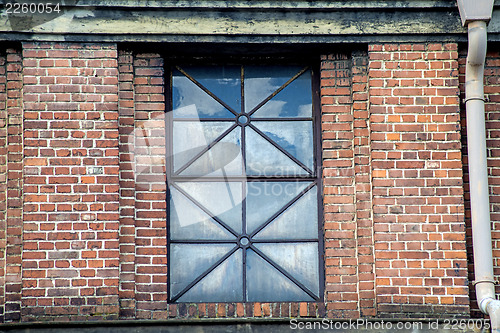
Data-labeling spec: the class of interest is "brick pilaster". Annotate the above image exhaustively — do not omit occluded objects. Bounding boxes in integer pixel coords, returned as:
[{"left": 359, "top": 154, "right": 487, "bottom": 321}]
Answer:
[
  {"left": 133, "top": 53, "right": 167, "bottom": 319},
  {"left": 5, "top": 47, "right": 23, "bottom": 322},
  {"left": 0, "top": 52, "right": 7, "bottom": 323},
  {"left": 118, "top": 50, "right": 136, "bottom": 319},
  {"left": 321, "top": 54, "right": 359, "bottom": 318},
  {"left": 352, "top": 50, "right": 376, "bottom": 317}
]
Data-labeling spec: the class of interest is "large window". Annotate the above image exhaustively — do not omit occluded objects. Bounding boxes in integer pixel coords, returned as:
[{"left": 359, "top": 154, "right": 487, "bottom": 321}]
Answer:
[{"left": 166, "top": 62, "right": 322, "bottom": 303}]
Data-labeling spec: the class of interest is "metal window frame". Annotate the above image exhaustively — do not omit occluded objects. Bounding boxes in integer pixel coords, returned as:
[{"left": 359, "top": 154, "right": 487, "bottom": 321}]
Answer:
[{"left": 165, "top": 59, "right": 324, "bottom": 304}]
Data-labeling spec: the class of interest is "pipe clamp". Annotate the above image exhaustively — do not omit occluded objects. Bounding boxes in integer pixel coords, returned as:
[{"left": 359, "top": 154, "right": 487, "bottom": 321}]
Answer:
[
  {"left": 465, "top": 97, "right": 486, "bottom": 103},
  {"left": 473, "top": 279, "right": 497, "bottom": 286}
]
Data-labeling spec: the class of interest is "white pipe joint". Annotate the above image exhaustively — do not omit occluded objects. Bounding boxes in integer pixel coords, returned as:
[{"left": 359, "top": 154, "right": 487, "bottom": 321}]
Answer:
[
  {"left": 483, "top": 297, "right": 500, "bottom": 333},
  {"left": 465, "top": 21, "right": 487, "bottom": 103}
]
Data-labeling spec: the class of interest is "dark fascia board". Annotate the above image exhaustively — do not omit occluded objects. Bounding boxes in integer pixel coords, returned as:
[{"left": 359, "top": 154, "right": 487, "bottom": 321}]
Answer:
[
  {"left": 65, "top": 0, "right": 460, "bottom": 9},
  {"left": 0, "top": 33, "right": 472, "bottom": 44}
]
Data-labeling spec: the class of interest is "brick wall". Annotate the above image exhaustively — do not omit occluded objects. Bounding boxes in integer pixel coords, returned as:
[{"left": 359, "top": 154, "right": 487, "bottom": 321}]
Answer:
[
  {"left": 0, "top": 41, "right": 475, "bottom": 322},
  {"left": 368, "top": 43, "right": 468, "bottom": 317},
  {"left": 22, "top": 42, "right": 120, "bottom": 321}
]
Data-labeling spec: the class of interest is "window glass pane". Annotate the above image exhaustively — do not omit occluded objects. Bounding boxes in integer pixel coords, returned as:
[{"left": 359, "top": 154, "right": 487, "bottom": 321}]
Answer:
[
  {"left": 179, "top": 65, "right": 241, "bottom": 113},
  {"left": 178, "top": 249, "right": 243, "bottom": 302},
  {"left": 252, "top": 121, "right": 314, "bottom": 171},
  {"left": 251, "top": 70, "right": 312, "bottom": 117},
  {"left": 180, "top": 128, "right": 243, "bottom": 177},
  {"left": 173, "top": 121, "right": 233, "bottom": 172},
  {"left": 254, "top": 243, "right": 319, "bottom": 297},
  {"left": 176, "top": 182, "right": 242, "bottom": 234},
  {"left": 246, "top": 181, "right": 310, "bottom": 234},
  {"left": 245, "top": 127, "right": 308, "bottom": 176},
  {"left": 170, "top": 243, "right": 235, "bottom": 298},
  {"left": 173, "top": 70, "right": 235, "bottom": 118},
  {"left": 170, "top": 188, "right": 235, "bottom": 240},
  {"left": 254, "top": 186, "right": 318, "bottom": 240},
  {"left": 246, "top": 249, "right": 314, "bottom": 302},
  {"left": 244, "top": 65, "right": 304, "bottom": 113}
]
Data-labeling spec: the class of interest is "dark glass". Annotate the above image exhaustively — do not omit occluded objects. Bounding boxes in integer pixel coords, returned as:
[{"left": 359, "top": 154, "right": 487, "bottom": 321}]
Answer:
[
  {"left": 255, "top": 242, "right": 320, "bottom": 295},
  {"left": 173, "top": 68, "right": 238, "bottom": 118},
  {"left": 246, "top": 181, "right": 310, "bottom": 234},
  {"left": 170, "top": 188, "right": 234, "bottom": 240},
  {"left": 178, "top": 249, "right": 243, "bottom": 302},
  {"left": 175, "top": 182, "right": 242, "bottom": 234},
  {"left": 251, "top": 70, "right": 312, "bottom": 117},
  {"left": 180, "top": 128, "right": 243, "bottom": 177},
  {"left": 246, "top": 249, "right": 314, "bottom": 302},
  {"left": 245, "top": 127, "right": 308, "bottom": 176},
  {"left": 170, "top": 243, "right": 235, "bottom": 298},
  {"left": 254, "top": 186, "right": 318, "bottom": 240},
  {"left": 173, "top": 121, "right": 233, "bottom": 172},
  {"left": 252, "top": 121, "right": 314, "bottom": 171},
  {"left": 244, "top": 65, "right": 304, "bottom": 113},
  {"left": 180, "top": 65, "right": 241, "bottom": 112}
]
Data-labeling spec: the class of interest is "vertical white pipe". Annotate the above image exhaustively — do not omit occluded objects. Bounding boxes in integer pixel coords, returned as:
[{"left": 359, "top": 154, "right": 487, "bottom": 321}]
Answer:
[{"left": 465, "top": 20, "right": 500, "bottom": 332}]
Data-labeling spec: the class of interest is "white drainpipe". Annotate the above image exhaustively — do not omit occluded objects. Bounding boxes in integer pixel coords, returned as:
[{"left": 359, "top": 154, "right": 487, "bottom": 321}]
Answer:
[{"left": 464, "top": 19, "right": 500, "bottom": 332}]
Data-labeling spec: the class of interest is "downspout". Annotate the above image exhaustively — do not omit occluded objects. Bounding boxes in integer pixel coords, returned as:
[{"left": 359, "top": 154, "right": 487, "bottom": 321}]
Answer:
[{"left": 461, "top": 10, "right": 500, "bottom": 333}]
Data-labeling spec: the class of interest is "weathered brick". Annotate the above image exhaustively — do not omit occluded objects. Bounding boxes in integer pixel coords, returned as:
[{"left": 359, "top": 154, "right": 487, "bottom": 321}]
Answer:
[
  {"left": 22, "top": 42, "right": 120, "bottom": 321},
  {"left": 369, "top": 43, "right": 468, "bottom": 318}
]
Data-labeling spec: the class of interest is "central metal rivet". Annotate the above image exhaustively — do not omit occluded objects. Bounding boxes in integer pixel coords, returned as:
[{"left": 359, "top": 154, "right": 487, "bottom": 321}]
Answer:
[
  {"left": 237, "top": 115, "right": 249, "bottom": 126},
  {"left": 239, "top": 236, "right": 250, "bottom": 246}
]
